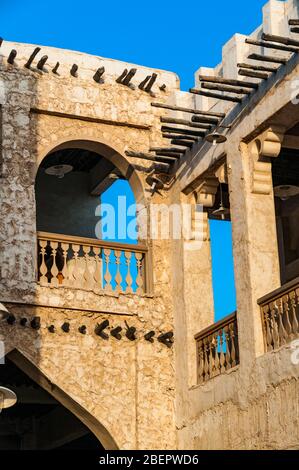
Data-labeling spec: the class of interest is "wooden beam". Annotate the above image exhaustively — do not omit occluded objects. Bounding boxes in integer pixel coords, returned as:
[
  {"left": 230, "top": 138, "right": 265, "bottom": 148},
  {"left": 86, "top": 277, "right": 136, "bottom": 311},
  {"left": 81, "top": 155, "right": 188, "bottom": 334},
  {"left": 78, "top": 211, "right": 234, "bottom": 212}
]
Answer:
[
  {"left": 161, "top": 126, "right": 206, "bottom": 137},
  {"left": 93, "top": 67, "right": 105, "bottom": 83},
  {"left": 238, "top": 69, "right": 268, "bottom": 80},
  {"left": 24, "top": 47, "right": 41, "bottom": 68},
  {"left": 190, "top": 89, "right": 243, "bottom": 103},
  {"left": 246, "top": 38, "right": 298, "bottom": 53},
  {"left": 262, "top": 32, "right": 299, "bottom": 48},
  {"left": 144, "top": 73, "right": 157, "bottom": 93},
  {"left": 0, "top": 38, "right": 3, "bottom": 48},
  {"left": 160, "top": 117, "right": 211, "bottom": 129},
  {"left": 70, "top": 64, "right": 78, "bottom": 77},
  {"left": 155, "top": 151, "right": 182, "bottom": 158},
  {"left": 7, "top": 49, "right": 17, "bottom": 65},
  {"left": 52, "top": 62, "right": 60, "bottom": 74},
  {"left": 198, "top": 74, "right": 259, "bottom": 89},
  {"left": 248, "top": 53, "right": 287, "bottom": 64},
  {"left": 37, "top": 55, "right": 48, "bottom": 71},
  {"left": 116, "top": 69, "right": 128, "bottom": 83},
  {"left": 201, "top": 81, "right": 251, "bottom": 95},
  {"left": 139, "top": 75, "right": 151, "bottom": 90},
  {"left": 162, "top": 133, "right": 198, "bottom": 141},
  {"left": 237, "top": 62, "right": 278, "bottom": 72},
  {"left": 150, "top": 147, "right": 185, "bottom": 154},
  {"left": 125, "top": 150, "right": 176, "bottom": 163},
  {"left": 289, "top": 19, "right": 299, "bottom": 26},
  {"left": 151, "top": 102, "right": 225, "bottom": 118},
  {"left": 171, "top": 139, "right": 193, "bottom": 148},
  {"left": 159, "top": 84, "right": 167, "bottom": 91},
  {"left": 290, "top": 27, "right": 299, "bottom": 34}
]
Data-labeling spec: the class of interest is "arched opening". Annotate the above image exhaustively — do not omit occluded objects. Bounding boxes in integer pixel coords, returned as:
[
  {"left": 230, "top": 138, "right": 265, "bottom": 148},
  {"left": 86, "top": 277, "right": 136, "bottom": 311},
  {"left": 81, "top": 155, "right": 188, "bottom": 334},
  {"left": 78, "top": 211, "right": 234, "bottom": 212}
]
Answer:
[
  {"left": 35, "top": 141, "right": 149, "bottom": 294},
  {"left": 0, "top": 351, "right": 117, "bottom": 450}
]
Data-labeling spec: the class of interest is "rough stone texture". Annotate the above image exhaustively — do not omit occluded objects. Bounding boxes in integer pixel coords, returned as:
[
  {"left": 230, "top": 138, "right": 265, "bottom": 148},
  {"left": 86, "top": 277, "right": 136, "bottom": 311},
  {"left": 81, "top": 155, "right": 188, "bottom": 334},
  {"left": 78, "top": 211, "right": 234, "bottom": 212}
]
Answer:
[{"left": 1, "top": 0, "right": 299, "bottom": 451}]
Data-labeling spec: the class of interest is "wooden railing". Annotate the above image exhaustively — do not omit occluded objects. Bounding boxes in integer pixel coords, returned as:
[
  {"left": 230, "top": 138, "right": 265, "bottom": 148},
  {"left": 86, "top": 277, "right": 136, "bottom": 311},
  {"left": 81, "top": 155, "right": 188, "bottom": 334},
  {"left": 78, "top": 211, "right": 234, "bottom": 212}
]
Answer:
[
  {"left": 195, "top": 312, "right": 239, "bottom": 384},
  {"left": 37, "top": 232, "right": 149, "bottom": 295},
  {"left": 258, "top": 277, "right": 299, "bottom": 352}
]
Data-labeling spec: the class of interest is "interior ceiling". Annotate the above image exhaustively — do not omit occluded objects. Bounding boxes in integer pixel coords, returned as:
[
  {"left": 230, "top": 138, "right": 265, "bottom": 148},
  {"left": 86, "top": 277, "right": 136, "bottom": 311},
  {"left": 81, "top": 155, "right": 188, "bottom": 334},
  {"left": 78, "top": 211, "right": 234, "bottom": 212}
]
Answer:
[
  {"left": 272, "top": 148, "right": 299, "bottom": 187},
  {"left": 40, "top": 148, "right": 103, "bottom": 173}
]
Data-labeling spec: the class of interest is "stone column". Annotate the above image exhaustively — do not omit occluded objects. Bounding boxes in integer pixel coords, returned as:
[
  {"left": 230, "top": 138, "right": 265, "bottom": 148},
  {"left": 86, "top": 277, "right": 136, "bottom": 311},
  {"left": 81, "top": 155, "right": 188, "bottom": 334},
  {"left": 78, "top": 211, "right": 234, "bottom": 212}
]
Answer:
[{"left": 227, "top": 127, "right": 285, "bottom": 360}]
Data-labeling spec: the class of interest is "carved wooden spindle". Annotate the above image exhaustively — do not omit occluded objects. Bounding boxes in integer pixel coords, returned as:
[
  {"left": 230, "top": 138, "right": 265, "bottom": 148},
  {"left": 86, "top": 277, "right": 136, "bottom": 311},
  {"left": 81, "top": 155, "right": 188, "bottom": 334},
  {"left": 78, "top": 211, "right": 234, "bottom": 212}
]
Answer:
[
  {"left": 82, "top": 245, "right": 93, "bottom": 290},
  {"left": 219, "top": 329, "right": 226, "bottom": 373},
  {"left": 50, "top": 241, "right": 59, "bottom": 287},
  {"left": 61, "top": 242, "right": 70, "bottom": 286},
  {"left": 214, "top": 333, "right": 220, "bottom": 376},
  {"left": 277, "top": 298, "right": 288, "bottom": 346},
  {"left": 124, "top": 251, "right": 133, "bottom": 294},
  {"left": 270, "top": 301, "right": 279, "bottom": 350},
  {"left": 203, "top": 338, "right": 210, "bottom": 381},
  {"left": 229, "top": 323, "right": 237, "bottom": 367},
  {"left": 114, "top": 250, "right": 122, "bottom": 293},
  {"left": 282, "top": 294, "right": 292, "bottom": 340},
  {"left": 290, "top": 290, "right": 299, "bottom": 337},
  {"left": 224, "top": 325, "right": 232, "bottom": 370},
  {"left": 263, "top": 305, "right": 273, "bottom": 351},
  {"left": 135, "top": 252, "right": 144, "bottom": 294},
  {"left": 197, "top": 340, "right": 204, "bottom": 384},
  {"left": 93, "top": 247, "right": 102, "bottom": 290},
  {"left": 103, "top": 249, "right": 113, "bottom": 292},
  {"left": 39, "top": 240, "right": 48, "bottom": 285},
  {"left": 208, "top": 334, "right": 215, "bottom": 377},
  {"left": 71, "top": 244, "right": 81, "bottom": 288}
]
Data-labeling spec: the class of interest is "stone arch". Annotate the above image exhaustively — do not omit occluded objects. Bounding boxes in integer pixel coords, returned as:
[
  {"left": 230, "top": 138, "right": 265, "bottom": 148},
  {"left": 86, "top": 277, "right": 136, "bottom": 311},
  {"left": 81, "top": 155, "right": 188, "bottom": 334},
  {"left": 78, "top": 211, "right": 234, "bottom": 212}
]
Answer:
[
  {"left": 6, "top": 349, "right": 119, "bottom": 450},
  {"left": 36, "top": 134, "right": 147, "bottom": 207}
]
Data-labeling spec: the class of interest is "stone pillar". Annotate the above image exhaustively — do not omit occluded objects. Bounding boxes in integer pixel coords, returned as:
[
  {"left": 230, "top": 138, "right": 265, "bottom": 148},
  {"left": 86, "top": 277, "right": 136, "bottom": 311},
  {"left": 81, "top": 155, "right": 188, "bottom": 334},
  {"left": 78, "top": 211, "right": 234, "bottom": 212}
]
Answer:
[{"left": 228, "top": 127, "right": 285, "bottom": 360}]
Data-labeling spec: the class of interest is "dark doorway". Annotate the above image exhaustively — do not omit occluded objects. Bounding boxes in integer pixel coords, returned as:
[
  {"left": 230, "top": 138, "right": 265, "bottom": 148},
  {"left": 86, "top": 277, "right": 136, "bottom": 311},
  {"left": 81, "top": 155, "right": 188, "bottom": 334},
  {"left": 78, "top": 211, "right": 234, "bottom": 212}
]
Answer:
[{"left": 0, "top": 358, "right": 103, "bottom": 450}]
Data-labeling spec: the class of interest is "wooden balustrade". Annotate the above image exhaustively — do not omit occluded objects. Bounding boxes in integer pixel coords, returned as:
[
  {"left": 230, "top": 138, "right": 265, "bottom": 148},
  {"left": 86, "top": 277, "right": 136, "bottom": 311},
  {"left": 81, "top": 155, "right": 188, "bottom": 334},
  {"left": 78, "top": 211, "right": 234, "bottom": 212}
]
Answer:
[
  {"left": 258, "top": 277, "right": 299, "bottom": 352},
  {"left": 195, "top": 312, "right": 239, "bottom": 384},
  {"left": 37, "top": 232, "right": 149, "bottom": 295}
]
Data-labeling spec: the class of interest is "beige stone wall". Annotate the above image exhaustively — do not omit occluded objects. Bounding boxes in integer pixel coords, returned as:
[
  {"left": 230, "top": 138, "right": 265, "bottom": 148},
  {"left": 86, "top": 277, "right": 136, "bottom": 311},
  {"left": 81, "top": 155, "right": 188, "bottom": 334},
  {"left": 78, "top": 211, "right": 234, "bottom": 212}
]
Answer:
[{"left": 0, "top": 43, "right": 178, "bottom": 449}]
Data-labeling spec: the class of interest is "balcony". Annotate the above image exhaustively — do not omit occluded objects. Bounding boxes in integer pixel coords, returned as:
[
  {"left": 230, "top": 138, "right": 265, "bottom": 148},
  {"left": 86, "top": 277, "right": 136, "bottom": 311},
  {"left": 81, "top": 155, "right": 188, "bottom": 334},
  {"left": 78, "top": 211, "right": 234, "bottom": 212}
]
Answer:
[
  {"left": 195, "top": 312, "right": 239, "bottom": 384},
  {"left": 37, "top": 232, "right": 149, "bottom": 295},
  {"left": 258, "top": 277, "right": 299, "bottom": 352}
]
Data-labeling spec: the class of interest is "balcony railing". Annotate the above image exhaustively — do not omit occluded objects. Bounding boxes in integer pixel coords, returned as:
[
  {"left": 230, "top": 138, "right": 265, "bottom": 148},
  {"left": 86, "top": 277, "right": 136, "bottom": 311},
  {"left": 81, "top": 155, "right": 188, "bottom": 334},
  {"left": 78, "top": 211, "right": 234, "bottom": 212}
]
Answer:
[
  {"left": 195, "top": 312, "right": 239, "bottom": 384},
  {"left": 258, "top": 277, "right": 299, "bottom": 352},
  {"left": 37, "top": 231, "right": 149, "bottom": 295}
]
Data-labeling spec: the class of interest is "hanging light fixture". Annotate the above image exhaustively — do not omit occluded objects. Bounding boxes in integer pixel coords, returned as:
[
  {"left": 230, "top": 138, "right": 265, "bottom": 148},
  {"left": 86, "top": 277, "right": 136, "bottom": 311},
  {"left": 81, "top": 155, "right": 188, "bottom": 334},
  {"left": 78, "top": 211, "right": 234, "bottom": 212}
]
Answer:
[
  {"left": 274, "top": 185, "right": 299, "bottom": 201},
  {"left": 145, "top": 171, "right": 165, "bottom": 195},
  {"left": 0, "top": 387, "right": 17, "bottom": 413},
  {"left": 212, "top": 183, "right": 230, "bottom": 220},
  {"left": 45, "top": 164, "right": 73, "bottom": 179},
  {"left": 205, "top": 132, "right": 227, "bottom": 146}
]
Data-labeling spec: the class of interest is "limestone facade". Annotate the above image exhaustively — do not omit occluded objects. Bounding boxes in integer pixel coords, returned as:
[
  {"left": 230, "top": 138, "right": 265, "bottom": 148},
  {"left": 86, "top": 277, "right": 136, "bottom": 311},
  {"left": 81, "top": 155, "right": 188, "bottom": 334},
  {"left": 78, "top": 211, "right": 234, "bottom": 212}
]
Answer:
[{"left": 1, "top": 0, "right": 299, "bottom": 450}]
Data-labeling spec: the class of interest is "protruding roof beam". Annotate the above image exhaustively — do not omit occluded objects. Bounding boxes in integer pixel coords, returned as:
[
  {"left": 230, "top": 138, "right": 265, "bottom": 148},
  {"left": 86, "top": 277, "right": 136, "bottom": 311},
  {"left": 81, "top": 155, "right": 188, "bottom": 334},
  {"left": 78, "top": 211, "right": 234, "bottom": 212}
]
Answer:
[
  {"left": 116, "top": 68, "right": 137, "bottom": 88},
  {"left": 151, "top": 102, "right": 225, "bottom": 119},
  {"left": 171, "top": 139, "right": 193, "bottom": 149},
  {"left": 24, "top": 47, "right": 41, "bottom": 69},
  {"left": 7, "top": 49, "right": 17, "bottom": 65},
  {"left": 52, "top": 62, "right": 60, "bottom": 74},
  {"left": 190, "top": 89, "right": 242, "bottom": 103},
  {"left": 0, "top": 38, "right": 3, "bottom": 48},
  {"left": 150, "top": 147, "right": 185, "bottom": 154},
  {"left": 238, "top": 69, "right": 269, "bottom": 80},
  {"left": 289, "top": 19, "right": 299, "bottom": 26},
  {"left": 237, "top": 62, "right": 278, "bottom": 73},
  {"left": 248, "top": 53, "right": 287, "bottom": 64},
  {"left": 262, "top": 32, "right": 299, "bottom": 47},
  {"left": 201, "top": 81, "right": 252, "bottom": 95},
  {"left": 161, "top": 126, "right": 206, "bottom": 137},
  {"left": 125, "top": 150, "right": 176, "bottom": 164},
  {"left": 162, "top": 133, "right": 198, "bottom": 142},
  {"left": 37, "top": 55, "right": 48, "bottom": 71},
  {"left": 70, "top": 64, "right": 78, "bottom": 77},
  {"left": 197, "top": 74, "right": 259, "bottom": 89},
  {"left": 93, "top": 67, "right": 105, "bottom": 83},
  {"left": 160, "top": 117, "right": 211, "bottom": 130},
  {"left": 246, "top": 38, "right": 299, "bottom": 53}
]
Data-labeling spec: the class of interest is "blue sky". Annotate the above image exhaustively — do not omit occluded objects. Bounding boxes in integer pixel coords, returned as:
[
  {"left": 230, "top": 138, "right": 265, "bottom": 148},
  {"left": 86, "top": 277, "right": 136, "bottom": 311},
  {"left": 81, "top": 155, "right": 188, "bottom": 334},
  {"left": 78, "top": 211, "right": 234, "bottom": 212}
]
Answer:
[
  {"left": 1, "top": 0, "right": 265, "bottom": 90},
  {"left": 1, "top": 0, "right": 266, "bottom": 319}
]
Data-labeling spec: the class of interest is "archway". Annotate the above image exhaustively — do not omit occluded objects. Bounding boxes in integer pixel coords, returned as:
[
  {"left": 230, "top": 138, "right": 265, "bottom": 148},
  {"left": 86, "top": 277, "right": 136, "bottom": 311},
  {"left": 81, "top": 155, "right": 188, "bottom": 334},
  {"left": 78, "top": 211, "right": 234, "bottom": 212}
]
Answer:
[
  {"left": 34, "top": 140, "right": 148, "bottom": 293},
  {"left": 0, "top": 350, "right": 118, "bottom": 450}
]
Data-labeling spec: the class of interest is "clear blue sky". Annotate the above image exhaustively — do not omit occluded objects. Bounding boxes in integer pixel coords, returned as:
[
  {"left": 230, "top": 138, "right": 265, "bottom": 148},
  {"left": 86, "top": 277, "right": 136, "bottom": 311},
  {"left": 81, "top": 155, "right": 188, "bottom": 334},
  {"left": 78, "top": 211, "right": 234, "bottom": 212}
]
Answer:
[
  {"left": 1, "top": 0, "right": 265, "bottom": 90},
  {"left": 2, "top": 0, "right": 265, "bottom": 319}
]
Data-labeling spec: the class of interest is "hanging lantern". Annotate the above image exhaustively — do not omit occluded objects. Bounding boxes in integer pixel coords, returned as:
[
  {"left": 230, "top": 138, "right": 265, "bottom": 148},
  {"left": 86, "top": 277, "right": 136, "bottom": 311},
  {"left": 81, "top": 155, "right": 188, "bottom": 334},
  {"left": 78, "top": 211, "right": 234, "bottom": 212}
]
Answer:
[{"left": 212, "top": 184, "right": 230, "bottom": 220}]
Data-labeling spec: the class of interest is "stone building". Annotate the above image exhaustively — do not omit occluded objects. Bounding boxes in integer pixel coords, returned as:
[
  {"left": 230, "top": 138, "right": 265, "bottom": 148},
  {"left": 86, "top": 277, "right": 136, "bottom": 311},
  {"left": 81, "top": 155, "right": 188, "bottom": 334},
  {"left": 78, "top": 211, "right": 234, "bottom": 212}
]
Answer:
[{"left": 0, "top": 0, "right": 299, "bottom": 450}]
